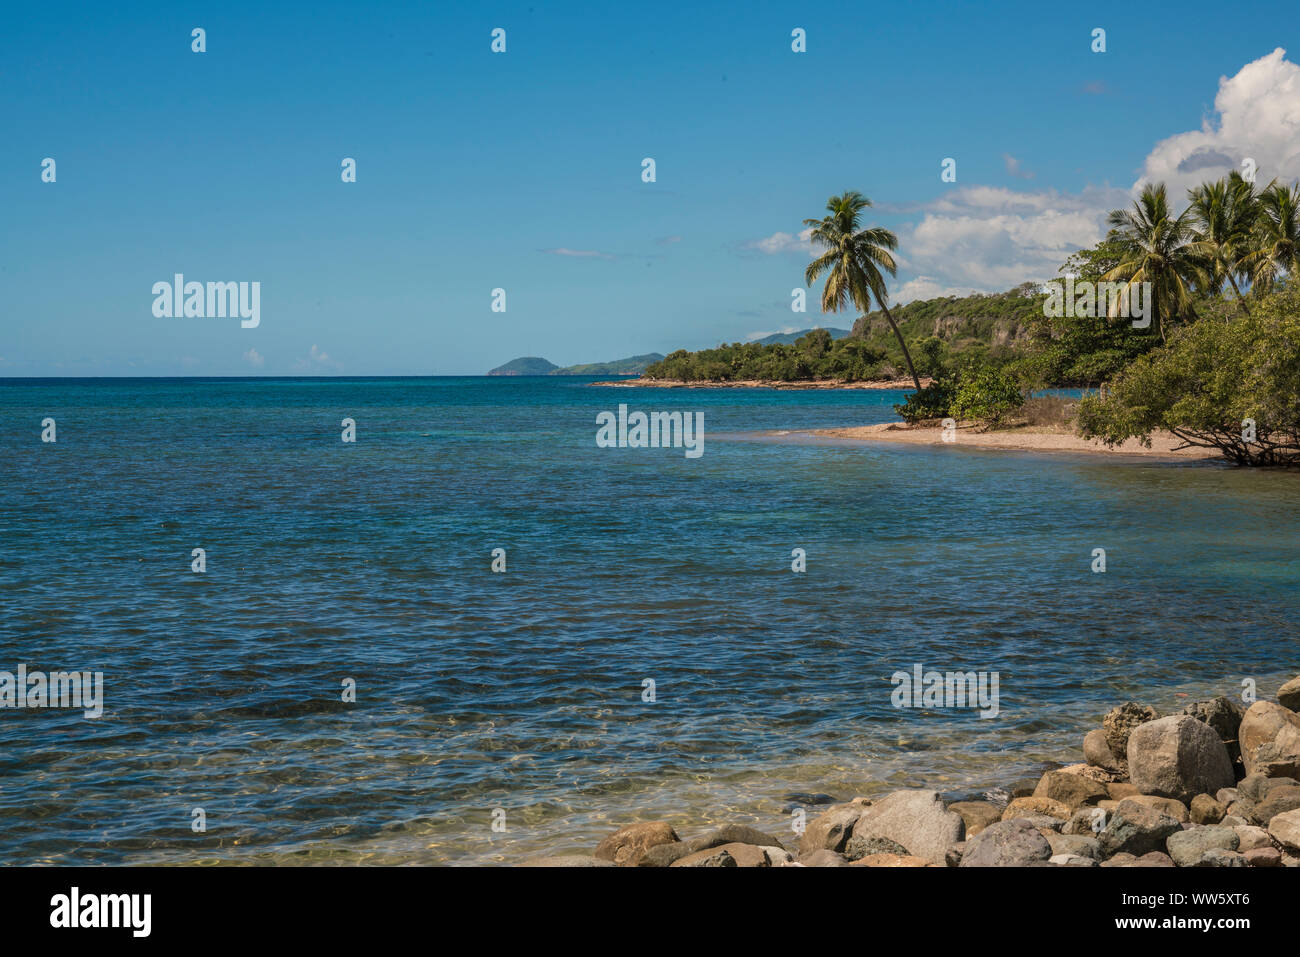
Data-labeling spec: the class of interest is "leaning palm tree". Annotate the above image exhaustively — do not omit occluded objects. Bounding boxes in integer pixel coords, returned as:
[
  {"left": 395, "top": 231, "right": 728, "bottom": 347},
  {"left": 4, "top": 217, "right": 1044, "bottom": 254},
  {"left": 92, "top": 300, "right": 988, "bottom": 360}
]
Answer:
[
  {"left": 1187, "top": 172, "right": 1257, "bottom": 314},
  {"left": 1102, "top": 183, "right": 1207, "bottom": 342},
  {"left": 803, "top": 191, "right": 921, "bottom": 391},
  {"left": 1241, "top": 180, "right": 1300, "bottom": 295}
]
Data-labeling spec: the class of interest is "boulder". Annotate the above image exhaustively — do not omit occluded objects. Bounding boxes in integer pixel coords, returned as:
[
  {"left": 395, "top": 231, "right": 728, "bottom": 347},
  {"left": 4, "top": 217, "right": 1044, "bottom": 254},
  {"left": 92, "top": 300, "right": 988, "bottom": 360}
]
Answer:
[
  {"left": 850, "top": 789, "right": 964, "bottom": 865},
  {"left": 1126, "top": 715, "right": 1234, "bottom": 803},
  {"left": 688, "top": 824, "right": 787, "bottom": 854},
  {"left": 1102, "top": 851, "right": 1175, "bottom": 867},
  {"left": 1244, "top": 847, "right": 1282, "bottom": 867},
  {"left": 1046, "top": 832, "right": 1101, "bottom": 860},
  {"left": 1104, "top": 702, "right": 1159, "bottom": 760},
  {"left": 594, "top": 821, "right": 680, "bottom": 865},
  {"left": 1216, "top": 787, "right": 1239, "bottom": 805},
  {"left": 1232, "top": 825, "right": 1271, "bottom": 851},
  {"left": 1107, "top": 782, "right": 1140, "bottom": 800},
  {"left": 843, "top": 834, "right": 909, "bottom": 861},
  {"left": 1034, "top": 770, "right": 1107, "bottom": 810},
  {"left": 849, "top": 852, "right": 931, "bottom": 867},
  {"left": 1238, "top": 701, "right": 1300, "bottom": 778},
  {"left": 1238, "top": 772, "right": 1300, "bottom": 802},
  {"left": 1247, "top": 785, "right": 1300, "bottom": 827},
  {"left": 797, "top": 848, "right": 848, "bottom": 867},
  {"left": 798, "top": 803, "right": 863, "bottom": 855},
  {"left": 1196, "top": 849, "right": 1247, "bottom": 867},
  {"left": 1126, "top": 795, "right": 1190, "bottom": 823},
  {"left": 959, "top": 818, "right": 1052, "bottom": 867},
  {"left": 944, "top": 842, "right": 965, "bottom": 867},
  {"left": 708, "top": 842, "right": 769, "bottom": 867},
  {"left": 1267, "top": 808, "right": 1300, "bottom": 852},
  {"left": 1085, "top": 728, "right": 1126, "bottom": 773},
  {"left": 1190, "top": 794, "right": 1226, "bottom": 825},
  {"left": 637, "top": 842, "right": 693, "bottom": 867},
  {"left": 1166, "top": 826, "right": 1239, "bottom": 867},
  {"left": 670, "top": 846, "right": 737, "bottom": 867},
  {"left": 761, "top": 846, "right": 794, "bottom": 866},
  {"left": 1063, "top": 806, "right": 1109, "bottom": 836},
  {"left": 1182, "top": 696, "right": 1245, "bottom": 764},
  {"left": 1097, "top": 799, "right": 1181, "bottom": 858},
  {"left": 947, "top": 800, "right": 1003, "bottom": 837},
  {"left": 1051, "top": 853, "right": 1098, "bottom": 867},
  {"left": 1002, "top": 796, "right": 1071, "bottom": 821},
  {"left": 1277, "top": 675, "right": 1300, "bottom": 712}
]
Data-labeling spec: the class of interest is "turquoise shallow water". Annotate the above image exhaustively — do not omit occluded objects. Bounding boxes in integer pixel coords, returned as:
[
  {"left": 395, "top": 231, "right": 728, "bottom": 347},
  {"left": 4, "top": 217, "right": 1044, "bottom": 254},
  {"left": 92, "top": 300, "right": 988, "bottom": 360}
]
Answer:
[{"left": 0, "top": 376, "right": 1298, "bottom": 864}]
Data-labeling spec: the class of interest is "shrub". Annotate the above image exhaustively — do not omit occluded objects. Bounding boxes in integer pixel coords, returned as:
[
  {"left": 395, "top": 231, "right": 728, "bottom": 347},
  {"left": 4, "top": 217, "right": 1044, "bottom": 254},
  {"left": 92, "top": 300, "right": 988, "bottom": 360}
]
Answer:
[{"left": 950, "top": 367, "right": 1025, "bottom": 429}]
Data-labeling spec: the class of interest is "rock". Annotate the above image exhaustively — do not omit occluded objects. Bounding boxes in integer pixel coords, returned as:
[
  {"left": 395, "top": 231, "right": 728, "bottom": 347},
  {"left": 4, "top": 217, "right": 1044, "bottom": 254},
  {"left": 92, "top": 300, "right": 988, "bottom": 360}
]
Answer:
[
  {"left": 1085, "top": 728, "right": 1127, "bottom": 772},
  {"left": 798, "top": 803, "right": 863, "bottom": 855},
  {"left": 1059, "top": 762, "right": 1121, "bottom": 785},
  {"left": 850, "top": 789, "right": 964, "bottom": 865},
  {"left": 670, "top": 846, "right": 737, "bottom": 867},
  {"left": 1127, "top": 795, "right": 1190, "bottom": 823},
  {"left": 1051, "top": 853, "right": 1099, "bottom": 867},
  {"left": 1267, "top": 808, "right": 1300, "bottom": 852},
  {"left": 1196, "top": 849, "right": 1247, "bottom": 867},
  {"left": 947, "top": 800, "right": 1003, "bottom": 837},
  {"left": 712, "top": 842, "right": 769, "bottom": 867},
  {"left": 1239, "top": 701, "right": 1300, "bottom": 778},
  {"left": 1046, "top": 832, "right": 1101, "bottom": 860},
  {"left": 1238, "top": 772, "right": 1299, "bottom": 803},
  {"left": 1002, "top": 796, "right": 1071, "bottom": 821},
  {"left": 1247, "top": 785, "right": 1300, "bottom": 826},
  {"left": 638, "top": 842, "right": 693, "bottom": 867},
  {"left": 1182, "top": 696, "right": 1245, "bottom": 764},
  {"left": 944, "top": 842, "right": 965, "bottom": 867},
  {"left": 959, "top": 818, "right": 1052, "bottom": 867},
  {"left": 1232, "top": 825, "right": 1271, "bottom": 851},
  {"left": 1216, "top": 787, "right": 1239, "bottom": 805},
  {"left": 1104, "top": 702, "right": 1159, "bottom": 760},
  {"left": 594, "top": 821, "right": 680, "bottom": 865},
  {"left": 519, "top": 855, "right": 617, "bottom": 867},
  {"left": 797, "top": 848, "right": 848, "bottom": 867},
  {"left": 1278, "top": 676, "right": 1300, "bottom": 712},
  {"left": 1190, "top": 794, "right": 1226, "bottom": 825},
  {"left": 1166, "top": 826, "right": 1239, "bottom": 867},
  {"left": 843, "top": 834, "right": 910, "bottom": 861},
  {"left": 1103, "top": 851, "right": 1175, "bottom": 867},
  {"left": 1063, "top": 806, "right": 1109, "bottom": 836},
  {"left": 849, "top": 852, "right": 931, "bottom": 867},
  {"left": 1097, "top": 799, "right": 1181, "bottom": 858},
  {"left": 688, "top": 824, "right": 787, "bottom": 854},
  {"left": 761, "top": 845, "right": 794, "bottom": 866},
  {"left": 1107, "top": 782, "right": 1140, "bottom": 800},
  {"left": 1221, "top": 814, "right": 1248, "bottom": 827},
  {"left": 1008, "top": 778, "right": 1039, "bottom": 798},
  {"left": 1127, "top": 715, "right": 1235, "bottom": 804},
  {"left": 1244, "top": 847, "right": 1282, "bottom": 867},
  {"left": 1034, "top": 770, "right": 1107, "bottom": 810}
]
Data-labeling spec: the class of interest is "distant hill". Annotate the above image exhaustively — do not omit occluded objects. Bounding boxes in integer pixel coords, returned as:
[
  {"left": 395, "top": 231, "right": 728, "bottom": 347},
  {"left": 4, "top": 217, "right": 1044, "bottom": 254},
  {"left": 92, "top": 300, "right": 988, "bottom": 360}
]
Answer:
[
  {"left": 488, "top": 353, "right": 665, "bottom": 376},
  {"left": 749, "top": 327, "right": 851, "bottom": 345},
  {"left": 488, "top": 356, "right": 558, "bottom": 375}
]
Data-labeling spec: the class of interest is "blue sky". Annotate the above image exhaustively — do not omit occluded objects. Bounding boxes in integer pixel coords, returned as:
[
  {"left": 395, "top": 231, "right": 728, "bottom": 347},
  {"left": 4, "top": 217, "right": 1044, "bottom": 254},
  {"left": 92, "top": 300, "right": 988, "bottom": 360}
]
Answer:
[{"left": 3, "top": 1, "right": 1299, "bottom": 375}]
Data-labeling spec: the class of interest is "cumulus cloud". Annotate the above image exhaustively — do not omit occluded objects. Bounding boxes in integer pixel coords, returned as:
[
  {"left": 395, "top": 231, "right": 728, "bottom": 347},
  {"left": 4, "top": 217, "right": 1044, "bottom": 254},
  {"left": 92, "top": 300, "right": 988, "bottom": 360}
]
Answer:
[
  {"left": 243, "top": 348, "right": 265, "bottom": 367},
  {"left": 1136, "top": 47, "right": 1300, "bottom": 197},
  {"left": 745, "top": 227, "right": 815, "bottom": 256},
  {"left": 889, "top": 276, "right": 985, "bottom": 305},
  {"left": 1002, "top": 154, "right": 1034, "bottom": 180}
]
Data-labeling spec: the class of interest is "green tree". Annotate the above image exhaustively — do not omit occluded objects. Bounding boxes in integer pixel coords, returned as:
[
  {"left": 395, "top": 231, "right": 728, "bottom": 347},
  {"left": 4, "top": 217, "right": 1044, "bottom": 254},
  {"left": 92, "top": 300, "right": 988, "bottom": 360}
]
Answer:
[
  {"left": 1242, "top": 180, "right": 1300, "bottom": 296},
  {"left": 1102, "top": 183, "right": 1209, "bottom": 343},
  {"left": 1187, "top": 173, "right": 1257, "bottom": 313},
  {"left": 804, "top": 191, "right": 922, "bottom": 391}
]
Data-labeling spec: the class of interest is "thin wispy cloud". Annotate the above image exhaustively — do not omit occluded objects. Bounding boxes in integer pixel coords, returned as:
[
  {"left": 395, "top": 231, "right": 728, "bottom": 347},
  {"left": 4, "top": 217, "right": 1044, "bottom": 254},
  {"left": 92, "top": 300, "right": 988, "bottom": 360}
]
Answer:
[{"left": 540, "top": 247, "right": 618, "bottom": 261}]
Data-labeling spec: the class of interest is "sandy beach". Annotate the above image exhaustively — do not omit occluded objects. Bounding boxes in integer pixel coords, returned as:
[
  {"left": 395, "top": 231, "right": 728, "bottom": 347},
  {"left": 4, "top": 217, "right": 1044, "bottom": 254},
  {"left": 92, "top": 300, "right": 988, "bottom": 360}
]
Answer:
[
  {"left": 591, "top": 377, "right": 931, "bottom": 390},
  {"left": 806, "top": 422, "right": 1222, "bottom": 460}
]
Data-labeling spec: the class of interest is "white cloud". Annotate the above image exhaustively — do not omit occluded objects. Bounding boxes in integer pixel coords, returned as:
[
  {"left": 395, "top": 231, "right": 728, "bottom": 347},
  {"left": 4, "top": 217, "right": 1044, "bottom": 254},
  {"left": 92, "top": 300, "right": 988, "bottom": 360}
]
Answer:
[
  {"left": 1136, "top": 47, "right": 1300, "bottom": 197},
  {"left": 745, "top": 227, "right": 815, "bottom": 256},
  {"left": 294, "top": 344, "right": 341, "bottom": 372},
  {"left": 1002, "top": 154, "right": 1034, "bottom": 180},
  {"left": 243, "top": 348, "right": 265, "bottom": 367},
  {"left": 890, "top": 276, "right": 985, "bottom": 305},
  {"left": 541, "top": 247, "right": 617, "bottom": 260},
  {"left": 744, "top": 325, "right": 803, "bottom": 341}
]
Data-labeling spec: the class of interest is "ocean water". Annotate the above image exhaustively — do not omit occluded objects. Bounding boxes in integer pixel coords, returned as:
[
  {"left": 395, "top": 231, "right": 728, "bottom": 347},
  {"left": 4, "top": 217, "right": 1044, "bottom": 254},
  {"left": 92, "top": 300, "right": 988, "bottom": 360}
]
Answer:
[{"left": 1, "top": 376, "right": 1298, "bottom": 865}]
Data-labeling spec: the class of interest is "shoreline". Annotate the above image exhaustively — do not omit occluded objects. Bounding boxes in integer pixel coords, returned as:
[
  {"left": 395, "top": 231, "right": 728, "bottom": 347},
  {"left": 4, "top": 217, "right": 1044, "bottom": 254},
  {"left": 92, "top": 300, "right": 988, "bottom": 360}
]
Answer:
[
  {"left": 590, "top": 377, "right": 930, "bottom": 390},
  {"left": 801, "top": 422, "right": 1222, "bottom": 460},
  {"left": 526, "top": 678, "right": 1300, "bottom": 867}
]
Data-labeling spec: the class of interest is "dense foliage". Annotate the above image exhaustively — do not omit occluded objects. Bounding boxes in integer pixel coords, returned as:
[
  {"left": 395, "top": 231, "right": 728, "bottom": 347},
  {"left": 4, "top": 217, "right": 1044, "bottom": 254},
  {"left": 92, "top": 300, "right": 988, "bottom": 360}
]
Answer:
[{"left": 646, "top": 329, "right": 888, "bottom": 382}]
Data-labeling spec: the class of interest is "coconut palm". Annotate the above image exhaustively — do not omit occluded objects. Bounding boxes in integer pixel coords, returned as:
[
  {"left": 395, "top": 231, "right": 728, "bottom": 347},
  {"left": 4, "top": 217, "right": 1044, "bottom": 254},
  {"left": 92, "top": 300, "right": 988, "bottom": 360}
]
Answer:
[
  {"left": 803, "top": 191, "right": 921, "bottom": 391},
  {"left": 1241, "top": 180, "right": 1300, "bottom": 295},
  {"left": 1187, "top": 172, "right": 1257, "bottom": 313},
  {"left": 1102, "top": 183, "right": 1208, "bottom": 342}
]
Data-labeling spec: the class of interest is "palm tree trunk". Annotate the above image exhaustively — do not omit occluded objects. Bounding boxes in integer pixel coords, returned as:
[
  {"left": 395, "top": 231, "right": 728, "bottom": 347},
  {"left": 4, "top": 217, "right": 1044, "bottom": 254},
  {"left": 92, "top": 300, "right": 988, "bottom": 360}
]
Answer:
[
  {"left": 1226, "top": 273, "right": 1250, "bottom": 316},
  {"left": 879, "top": 302, "right": 922, "bottom": 392}
]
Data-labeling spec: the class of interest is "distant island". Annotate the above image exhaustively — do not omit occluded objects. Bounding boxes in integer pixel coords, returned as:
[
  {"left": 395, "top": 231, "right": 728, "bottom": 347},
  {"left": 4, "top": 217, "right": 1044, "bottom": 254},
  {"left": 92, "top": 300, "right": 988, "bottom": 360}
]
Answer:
[{"left": 488, "top": 353, "right": 666, "bottom": 376}]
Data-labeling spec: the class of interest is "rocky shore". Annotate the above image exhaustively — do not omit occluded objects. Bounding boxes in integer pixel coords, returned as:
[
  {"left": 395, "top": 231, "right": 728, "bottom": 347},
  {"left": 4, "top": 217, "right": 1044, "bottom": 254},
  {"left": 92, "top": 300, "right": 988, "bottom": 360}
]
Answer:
[{"left": 524, "top": 677, "right": 1300, "bottom": 867}]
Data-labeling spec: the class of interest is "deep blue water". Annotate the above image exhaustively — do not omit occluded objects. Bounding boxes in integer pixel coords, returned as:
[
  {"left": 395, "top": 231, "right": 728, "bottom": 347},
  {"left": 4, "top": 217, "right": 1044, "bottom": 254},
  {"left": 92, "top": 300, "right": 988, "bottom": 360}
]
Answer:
[{"left": 1, "top": 376, "right": 1297, "bottom": 864}]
